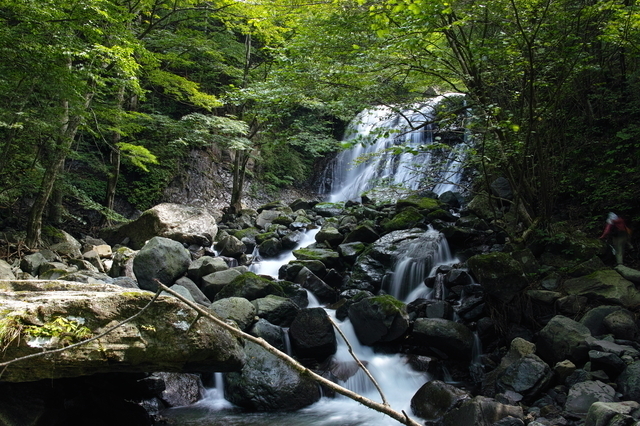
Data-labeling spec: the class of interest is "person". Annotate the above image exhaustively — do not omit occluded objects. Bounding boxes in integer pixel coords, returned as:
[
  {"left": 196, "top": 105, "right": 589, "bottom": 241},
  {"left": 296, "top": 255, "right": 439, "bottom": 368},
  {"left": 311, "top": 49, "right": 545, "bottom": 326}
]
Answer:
[{"left": 599, "top": 212, "right": 632, "bottom": 265}]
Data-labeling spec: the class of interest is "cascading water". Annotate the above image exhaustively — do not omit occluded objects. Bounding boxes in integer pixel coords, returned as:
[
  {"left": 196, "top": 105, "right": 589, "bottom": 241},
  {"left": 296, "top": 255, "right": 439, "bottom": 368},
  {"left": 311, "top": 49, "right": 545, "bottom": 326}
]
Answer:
[
  {"left": 319, "top": 94, "right": 466, "bottom": 202},
  {"left": 163, "top": 95, "right": 471, "bottom": 426}
]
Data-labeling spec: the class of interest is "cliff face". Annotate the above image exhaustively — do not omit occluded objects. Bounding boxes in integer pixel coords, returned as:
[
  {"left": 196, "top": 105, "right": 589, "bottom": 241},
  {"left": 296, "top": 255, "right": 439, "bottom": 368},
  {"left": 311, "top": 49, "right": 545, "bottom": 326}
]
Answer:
[{"left": 162, "top": 147, "right": 319, "bottom": 218}]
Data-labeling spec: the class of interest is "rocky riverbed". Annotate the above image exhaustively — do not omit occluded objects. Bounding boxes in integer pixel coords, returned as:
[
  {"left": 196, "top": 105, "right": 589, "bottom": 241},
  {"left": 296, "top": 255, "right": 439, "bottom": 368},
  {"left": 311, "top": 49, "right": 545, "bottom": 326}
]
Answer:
[{"left": 0, "top": 196, "right": 639, "bottom": 426}]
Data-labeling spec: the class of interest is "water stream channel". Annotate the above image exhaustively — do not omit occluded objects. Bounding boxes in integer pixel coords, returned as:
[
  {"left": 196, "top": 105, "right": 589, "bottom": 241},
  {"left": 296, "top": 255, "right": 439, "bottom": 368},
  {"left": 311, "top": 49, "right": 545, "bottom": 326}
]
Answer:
[{"left": 162, "top": 96, "right": 469, "bottom": 425}]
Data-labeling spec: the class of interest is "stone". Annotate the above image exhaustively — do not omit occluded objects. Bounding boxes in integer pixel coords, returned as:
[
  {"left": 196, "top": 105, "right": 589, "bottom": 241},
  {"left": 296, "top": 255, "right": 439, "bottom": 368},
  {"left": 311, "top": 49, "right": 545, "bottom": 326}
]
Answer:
[
  {"left": 292, "top": 247, "right": 342, "bottom": 269},
  {"left": 224, "top": 341, "right": 321, "bottom": 411},
  {"left": 288, "top": 307, "right": 337, "bottom": 362},
  {"left": 153, "top": 372, "right": 204, "bottom": 407},
  {"left": 348, "top": 295, "right": 409, "bottom": 345},
  {"left": 343, "top": 224, "right": 380, "bottom": 244},
  {"left": 213, "top": 272, "right": 284, "bottom": 302},
  {"left": 200, "top": 269, "right": 243, "bottom": 300},
  {"left": 209, "top": 297, "right": 256, "bottom": 331},
  {"left": 554, "top": 360, "right": 577, "bottom": 383},
  {"left": 580, "top": 306, "right": 625, "bottom": 337},
  {"left": 614, "top": 265, "right": 640, "bottom": 284},
  {"left": 0, "top": 280, "right": 244, "bottom": 382},
  {"left": 187, "top": 256, "right": 229, "bottom": 284},
  {"left": 315, "top": 226, "right": 343, "bottom": 247},
  {"left": 133, "top": 237, "right": 192, "bottom": 291},
  {"left": 20, "top": 252, "right": 48, "bottom": 276},
  {"left": 537, "top": 315, "right": 594, "bottom": 365},
  {"left": 248, "top": 319, "right": 287, "bottom": 352},
  {"left": 295, "top": 267, "right": 337, "bottom": 304},
  {"left": 585, "top": 401, "right": 640, "bottom": 426},
  {"left": 312, "top": 202, "right": 344, "bottom": 217},
  {"left": 255, "top": 210, "right": 281, "bottom": 229},
  {"left": 216, "top": 235, "right": 246, "bottom": 258},
  {"left": 562, "top": 270, "right": 640, "bottom": 308},
  {"left": 603, "top": 309, "right": 638, "bottom": 340},
  {"left": 497, "top": 354, "right": 552, "bottom": 400},
  {"left": 589, "top": 350, "right": 626, "bottom": 378},
  {"left": 258, "top": 237, "right": 282, "bottom": 258},
  {"left": 48, "top": 230, "right": 83, "bottom": 258},
  {"left": 410, "top": 318, "right": 474, "bottom": 361},
  {"left": 617, "top": 361, "right": 640, "bottom": 401},
  {"left": 173, "top": 277, "right": 211, "bottom": 307},
  {"left": 252, "top": 295, "right": 299, "bottom": 327},
  {"left": 92, "top": 244, "right": 113, "bottom": 258},
  {"left": 82, "top": 249, "right": 105, "bottom": 273},
  {"left": 101, "top": 203, "right": 218, "bottom": 249},
  {"left": 443, "top": 396, "right": 524, "bottom": 426},
  {"left": 410, "top": 380, "right": 470, "bottom": 420},
  {"left": 0, "top": 259, "right": 15, "bottom": 279},
  {"left": 467, "top": 252, "right": 528, "bottom": 303},
  {"left": 565, "top": 381, "right": 617, "bottom": 417}
]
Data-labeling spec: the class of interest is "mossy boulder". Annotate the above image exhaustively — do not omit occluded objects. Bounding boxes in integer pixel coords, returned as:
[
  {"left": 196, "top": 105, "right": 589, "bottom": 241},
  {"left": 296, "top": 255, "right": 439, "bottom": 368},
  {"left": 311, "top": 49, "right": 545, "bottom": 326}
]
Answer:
[
  {"left": 467, "top": 252, "right": 528, "bottom": 303},
  {"left": 347, "top": 294, "right": 409, "bottom": 345},
  {"left": 214, "top": 272, "right": 284, "bottom": 301},
  {"left": 133, "top": 237, "right": 192, "bottom": 291},
  {"left": 382, "top": 206, "right": 424, "bottom": 233},
  {"left": 396, "top": 196, "right": 441, "bottom": 212},
  {"left": 315, "top": 226, "right": 344, "bottom": 248},
  {"left": 292, "top": 247, "right": 342, "bottom": 269},
  {"left": 312, "top": 202, "right": 345, "bottom": 217},
  {"left": 562, "top": 269, "right": 640, "bottom": 308}
]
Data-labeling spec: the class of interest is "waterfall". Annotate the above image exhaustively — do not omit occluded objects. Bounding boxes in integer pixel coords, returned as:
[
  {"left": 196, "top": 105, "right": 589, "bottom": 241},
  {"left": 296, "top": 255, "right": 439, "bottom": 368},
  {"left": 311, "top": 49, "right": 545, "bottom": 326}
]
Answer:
[{"left": 320, "top": 94, "right": 466, "bottom": 202}]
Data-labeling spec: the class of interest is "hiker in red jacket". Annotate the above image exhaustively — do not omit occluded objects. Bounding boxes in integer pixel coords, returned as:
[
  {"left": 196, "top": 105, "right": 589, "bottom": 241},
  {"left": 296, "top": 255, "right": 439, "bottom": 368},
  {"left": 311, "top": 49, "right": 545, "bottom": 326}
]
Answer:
[{"left": 599, "top": 212, "right": 632, "bottom": 265}]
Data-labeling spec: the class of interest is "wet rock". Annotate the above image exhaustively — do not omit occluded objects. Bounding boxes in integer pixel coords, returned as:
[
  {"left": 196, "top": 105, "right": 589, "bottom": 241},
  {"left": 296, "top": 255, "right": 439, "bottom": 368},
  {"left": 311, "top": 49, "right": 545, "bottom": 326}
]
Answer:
[
  {"left": 224, "top": 341, "right": 321, "bottom": 411},
  {"left": 410, "top": 318, "right": 474, "bottom": 361},
  {"left": 589, "top": 350, "right": 626, "bottom": 378},
  {"left": 348, "top": 295, "right": 409, "bottom": 345},
  {"left": 20, "top": 252, "right": 48, "bottom": 276},
  {"left": 343, "top": 224, "right": 380, "bottom": 244},
  {"left": 537, "top": 315, "right": 593, "bottom": 365},
  {"left": 214, "top": 272, "right": 284, "bottom": 302},
  {"left": 567, "top": 256, "right": 607, "bottom": 277},
  {"left": 292, "top": 247, "right": 341, "bottom": 269},
  {"left": 313, "top": 202, "right": 344, "bottom": 217},
  {"left": 289, "top": 307, "right": 337, "bottom": 362},
  {"left": 562, "top": 270, "right": 640, "bottom": 308},
  {"left": 613, "top": 265, "right": 640, "bottom": 284},
  {"left": 200, "top": 268, "right": 242, "bottom": 300},
  {"left": 248, "top": 319, "right": 287, "bottom": 352},
  {"left": 295, "top": 267, "right": 337, "bottom": 304},
  {"left": 216, "top": 235, "right": 246, "bottom": 258},
  {"left": 337, "top": 242, "right": 366, "bottom": 264},
  {"left": 290, "top": 260, "right": 327, "bottom": 278},
  {"left": 442, "top": 396, "right": 523, "bottom": 426},
  {"left": 173, "top": 277, "right": 210, "bottom": 307},
  {"left": 315, "top": 226, "right": 343, "bottom": 248},
  {"left": 153, "top": 372, "right": 204, "bottom": 407},
  {"left": 347, "top": 255, "right": 385, "bottom": 293},
  {"left": 585, "top": 401, "right": 640, "bottom": 426},
  {"left": 258, "top": 237, "right": 283, "bottom": 258},
  {"left": 101, "top": 203, "right": 217, "bottom": 249},
  {"left": 564, "top": 381, "right": 617, "bottom": 417},
  {"left": 133, "top": 237, "right": 191, "bottom": 291},
  {"left": 411, "top": 380, "right": 470, "bottom": 420},
  {"left": 209, "top": 297, "right": 256, "bottom": 331},
  {"left": 255, "top": 210, "right": 281, "bottom": 229},
  {"left": 603, "top": 309, "right": 638, "bottom": 340},
  {"left": 579, "top": 305, "right": 625, "bottom": 337},
  {"left": 617, "top": 361, "right": 640, "bottom": 401},
  {"left": 187, "top": 256, "right": 229, "bottom": 284},
  {"left": 252, "top": 295, "right": 299, "bottom": 327},
  {"left": 467, "top": 252, "right": 528, "bottom": 303},
  {"left": 497, "top": 354, "right": 552, "bottom": 402}
]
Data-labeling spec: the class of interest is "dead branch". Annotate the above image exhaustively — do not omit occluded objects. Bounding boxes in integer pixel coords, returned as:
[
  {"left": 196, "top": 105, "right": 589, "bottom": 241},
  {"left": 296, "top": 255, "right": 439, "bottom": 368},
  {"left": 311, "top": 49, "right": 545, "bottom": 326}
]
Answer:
[{"left": 155, "top": 280, "right": 423, "bottom": 426}]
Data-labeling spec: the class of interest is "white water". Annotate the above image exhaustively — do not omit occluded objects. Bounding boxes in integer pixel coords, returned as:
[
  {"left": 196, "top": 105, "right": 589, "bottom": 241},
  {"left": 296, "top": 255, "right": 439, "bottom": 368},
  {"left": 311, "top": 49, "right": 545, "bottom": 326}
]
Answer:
[
  {"left": 165, "top": 96, "right": 471, "bottom": 426},
  {"left": 320, "top": 94, "right": 466, "bottom": 202}
]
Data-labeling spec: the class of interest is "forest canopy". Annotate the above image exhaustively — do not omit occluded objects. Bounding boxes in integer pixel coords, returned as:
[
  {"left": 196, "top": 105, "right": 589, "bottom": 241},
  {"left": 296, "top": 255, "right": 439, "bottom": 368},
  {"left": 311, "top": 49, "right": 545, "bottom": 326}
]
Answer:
[{"left": 0, "top": 0, "right": 638, "bottom": 245}]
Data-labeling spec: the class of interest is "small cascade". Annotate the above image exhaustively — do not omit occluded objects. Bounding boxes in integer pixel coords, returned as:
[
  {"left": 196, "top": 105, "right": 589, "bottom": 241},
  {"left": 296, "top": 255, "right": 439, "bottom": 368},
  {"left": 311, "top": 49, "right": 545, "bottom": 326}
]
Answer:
[
  {"left": 320, "top": 94, "right": 466, "bottom": 202},
  {"left": 249, "top": 228, "right": 320, "bottom": 278},
  {"left": 198, "top": 372, "right": 233, "bottom": 410},
  {"left": 388, "top": 228, "right": 457, "bottom": 302}
]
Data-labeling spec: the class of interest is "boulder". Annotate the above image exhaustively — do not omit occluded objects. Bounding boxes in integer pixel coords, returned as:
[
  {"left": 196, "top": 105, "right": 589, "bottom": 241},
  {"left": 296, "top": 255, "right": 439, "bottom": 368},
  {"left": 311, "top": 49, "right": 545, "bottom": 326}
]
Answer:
[
  {"left": 579, "top": 305, "right": 625, "bottom": 337},
  {"left": 248, "top": 319, "right": 287, "bottom": 353},
  {"left": 410, "top": 318, "right": 475, "bottom": 361},
  {"left": 585, "top": 401, "right": 640, "bottom": 426},
  {"left": 467, "top": 252, "right": 528, "bottom": 304},
  {"left": 410, "top": 380, "right": 470, "bottom": 420},
  {"left": 443, "top": 396, "right": 523, "bottom": 426},
  {"left": 187, "top": 256, "right": 229, "bottom": 284},
  {"left": 0, "top": 280, "right": 244, "bottom": 382},
  {"left": 224, "top": 341, "right": 321, "bottom": 411},
  {"left": 133, "top": 237, "right": 192, "bottom": 291},
  {"left": 292, "top": 247, "right": 342, "bottom": 269},
  {"left": 497, "top": 354, "right": 552, "bottom": 401},
  {"left": 109, "top": 246, "right": 137, "bottom": 279},
  {"left": 209, "top": 297, "right": 256, "bottom": 331},
  {"left": 216, "top": 235, "right": 246, "bottom": 258},
  {"left": 348, "top": 295, "right": 409, "bottom": 345},
  {"left": 48, "top": 229, "right": 83, "bottom": 259},
  {"left": 603, "top": 309, "right": 638, "bottom": 340},
  {"left": 565, "top": 381, "right": 618, "bottom": 417},
  {"left": 255, "top": 210, "right": 281, "bottom": 229},
  {"left": 288, "top": 307, "right": 337, "bottom": 362},
  {"left": 20, "top": 252, "right": 48, "bottom": 276},
  {"left": 294, "top": 267, "right": 337, "bottom": 304},
  {"left": 252, "top": 295, "right": 299, "bottom": 327},
  {"left": 213, "top": 272, "right": 284, "bottom": 302},
  {"left": 315, "top": 226, "right": 343, "bottom": 247},
  {"left": 562, "top": 270, "right": 640, "bottom": 308},
  {"left": 337, "top": 242, "right": 366, "bottom": 264},
  {"left": 614, "top": 265, "right": 640, "bottom": 284},
  {"left": 536, "top": 315, "right": 594, "bottom": 365},
  {"left": 173, "top": 277, "right": 211, "bottom": 307},
  {"left": 0, "top": 259, "right": 15, "bottom": 279},
  {"left": 343, "top": 224, "right": 380, "bottom": 244},
  {"left": 617, "top": 361, "right": 640, "bottom": 401},
  {"left": 153, "top": 372, "right": 204, "bottom": 407},
  {"left": 347, "top": 255, "right": 385, "bottom": 293},
  {"left": 101, "top": 203, "right": 218, "bottom": 249},
  {"left": 200, "top": 268, "right": 242, "bottom": 300}
]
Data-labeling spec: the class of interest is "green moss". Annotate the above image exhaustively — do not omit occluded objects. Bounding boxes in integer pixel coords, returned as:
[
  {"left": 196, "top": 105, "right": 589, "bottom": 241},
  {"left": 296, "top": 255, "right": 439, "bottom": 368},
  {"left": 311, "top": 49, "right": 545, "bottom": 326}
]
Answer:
[
  {"left": 370, "top": 294, "right": 406, "bottom": 314},
  {"left": 23, "top": 316, "right": 92, "bottom": 344},
  {"left": 383, "top": 207, "right": 424, "bottom": 232},
  {"left": 397, "top": 196, "right": 441, "bottom": 212},
  {"left": 232, "top": 227, "right": 260, "bottom": 240},
  {"left": 255, "top": 231, "right": 277, "bottom": 244}
]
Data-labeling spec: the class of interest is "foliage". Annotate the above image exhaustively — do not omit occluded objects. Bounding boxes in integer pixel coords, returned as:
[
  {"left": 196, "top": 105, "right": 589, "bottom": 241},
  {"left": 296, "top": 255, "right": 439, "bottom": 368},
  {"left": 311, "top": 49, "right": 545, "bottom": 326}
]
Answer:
[{"left": 24, "top": 316, "right": 92, "bottom": 346}]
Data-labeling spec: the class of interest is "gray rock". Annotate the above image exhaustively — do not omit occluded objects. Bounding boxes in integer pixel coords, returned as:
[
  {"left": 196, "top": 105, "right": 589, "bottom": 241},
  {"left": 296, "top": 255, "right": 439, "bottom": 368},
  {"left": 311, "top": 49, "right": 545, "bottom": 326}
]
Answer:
[
  {"left": 173, "top": 277, "right": 211, "bottom": 307},
  {"left": 153, "top": 372, "right": 205, "bottom": 408},
  {"left": 315, "top": 226, "right": 343, "bottom": 248},
  {"left": 537, "top": 315, "right": 594, "bottom": 365},
  {"left": 252, "top": 295, "right": 299, "bottom": 327},
  {"left": 224, "top": 341, "right": 321, "bottom": 411},
  {"left": 585, "top": 401, "right": 640, "bottom": 426},
  {"left": 467, "top": 252, "right": 528, "bottom": 303},
  {"left": 213, "top": 272, "right": 283, "bottom": 302},
  {"left": 48, "top": 230, "right": 82, "bottom": 258},
  {"left": 563, "top": 270, "right": 640, "bottom": 308},
  {"left": 109, "top": 246, "right": 137, "bottom": 279},
  {"left": 102, "top": 203, "right": 217, "bottom": 249},
  {"left": 163, "top": 284, "right": 195, "bottom": 303},
  {"left": 295, "top": 267, "right": 337, "bottom": 304},
  {"left": 348, "top": 295, "right": 409, "bottom": 345},
  {"left": 0, "top": 280, "right": 244, "bottom": 382},
  {"left": 258, "top": 237, "right": 282, "bottom": 258},
  {"left": 617, "top": 361, "right": 640, "bottom": 401},
  {"left": 288, "top": 307, "right": 336, "bottom": 362},
  {"left": 565, "top": 381, "right": 617, "bottom": 417},
  {"left": 589, "top": 350, "right": 626, "bottom": 378},
  {"left": 343, "top": 224, "right": 380, "bottom": 244},
  {"left": 209, "top": 297, "right": 256, "bottom": 331},
  {"left": 20, "top": 252, "right": 48, "bottom": 276},
  {"left": 187, "top": 256, "right": 229, "bottom": 284},
  {"left": 443, "top": 396, "right": 523, "bottom": 426},
  {"left": 603, "top": 309, "right": 638, "bottom": 340},
  {"left": 216, "top": 235, "right": 246, "bottom": 258},
  {"left": 133, "top": 237, "right": 192, "bottom": 291},
  {"left": 410, "top": 380, "right": 470, "bottom": 420},
  {"left": 410, "top": 318, "right": 474, "bottom": 360},
  {"left": 200, "top": 269, "right": 243, "bottom": 300},
  {"left": 255, "top": 210, "right": 281, "bottom": 229},
  {"left": 0, "top": 259, "right": 15, "bottom": 279},
  {"left": 248, "top": 319, "right": 287, "bottom": 352},
  {"left": 580, "top": 306, "right": 625, "bottom": 337},
  {"left": 614, "top": 265, "right": 640, "bottom": 284},
  {"left": 497, "top": 354, "right": 552, "bottom": 401},
  {"left": 292, "top": 247, "right": 342, "bottom": 269},
  {"left": 82, "top": 249, "right": 105, "bottom": 273}
]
